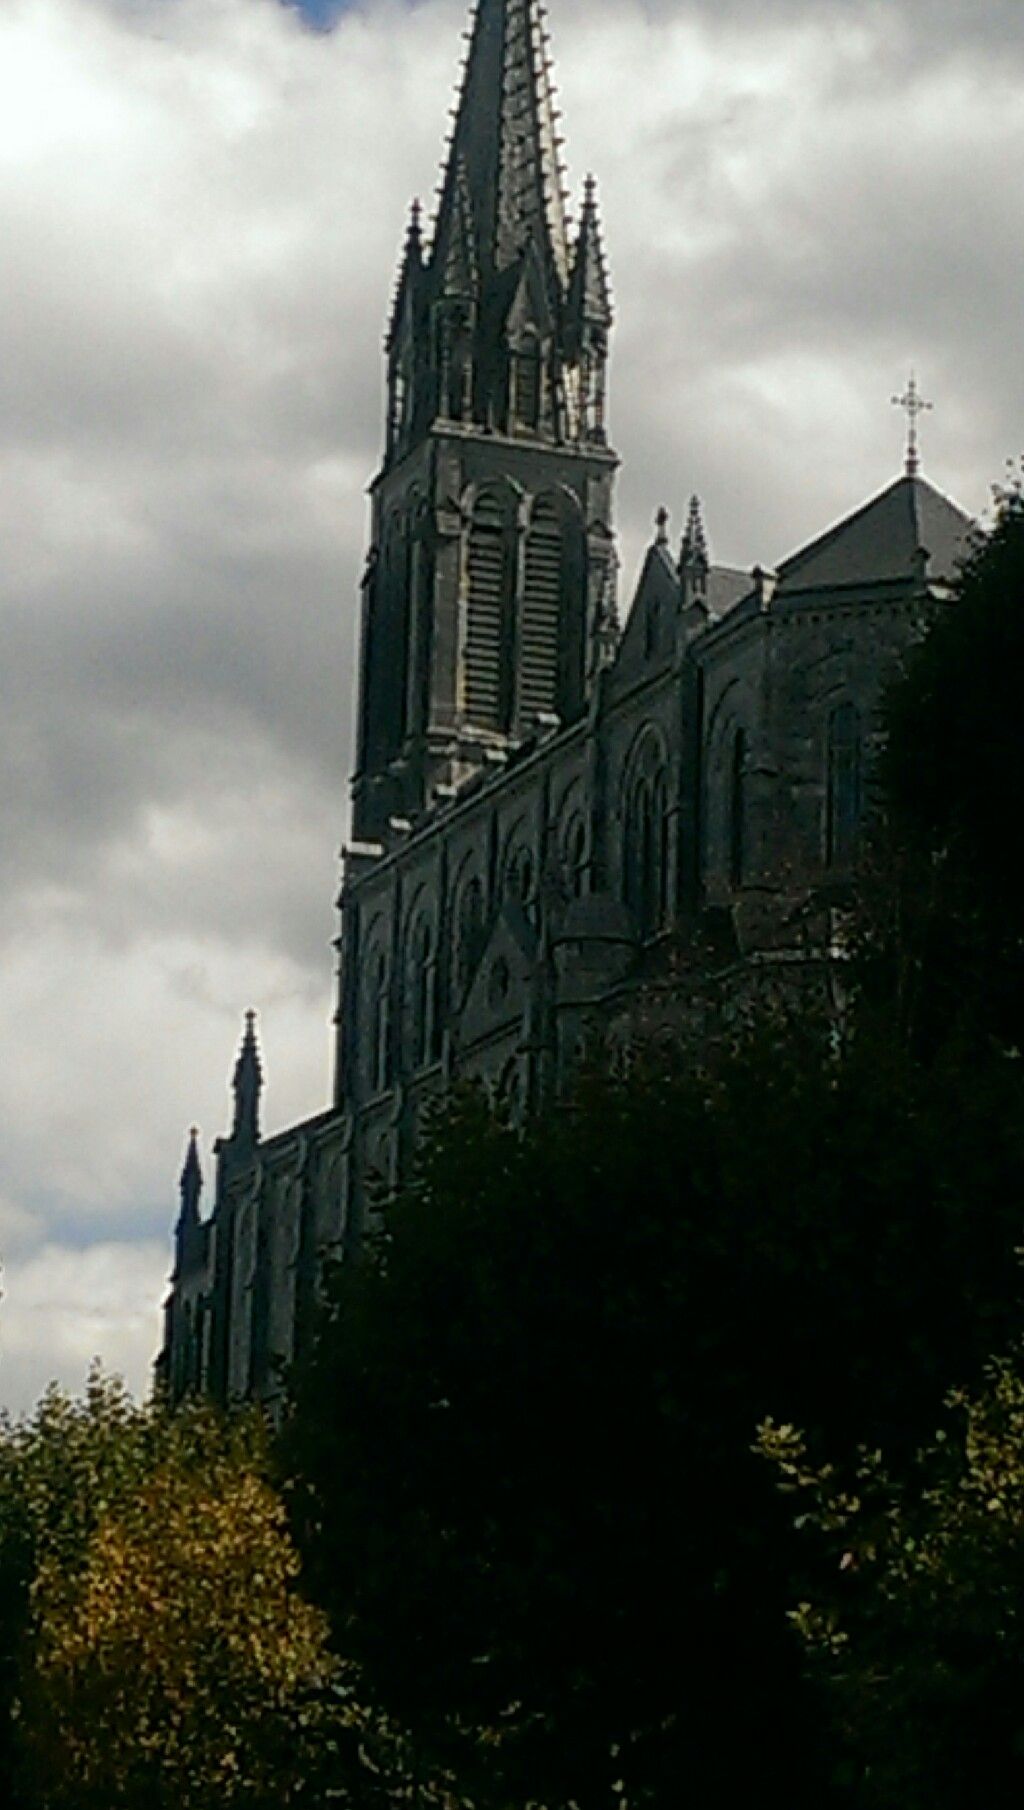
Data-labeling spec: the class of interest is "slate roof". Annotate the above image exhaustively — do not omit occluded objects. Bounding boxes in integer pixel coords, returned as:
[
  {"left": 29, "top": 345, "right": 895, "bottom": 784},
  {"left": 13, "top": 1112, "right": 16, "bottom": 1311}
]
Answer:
[
  {"left": 706, "top": 565, "right": 751, "bottom": 619},
  {"left": 775, "top": 473, "right": 973, "bottom": 594}
]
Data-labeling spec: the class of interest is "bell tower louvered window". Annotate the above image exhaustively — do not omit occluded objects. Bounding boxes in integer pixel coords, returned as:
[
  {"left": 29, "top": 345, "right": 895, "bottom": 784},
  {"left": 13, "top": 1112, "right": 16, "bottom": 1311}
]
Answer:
[
  {"left": 464, "top": 492, "right": 515, "bottom": 733},
  {"left": 519, "top": 496, "right": 562, "bottom": 726}
]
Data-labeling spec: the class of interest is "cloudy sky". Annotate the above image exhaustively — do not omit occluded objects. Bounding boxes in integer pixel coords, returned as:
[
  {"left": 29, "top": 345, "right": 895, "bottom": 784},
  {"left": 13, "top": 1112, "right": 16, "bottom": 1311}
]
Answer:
[{"left": 0, "top": 0, "right": 1021, "bottom": 1413}]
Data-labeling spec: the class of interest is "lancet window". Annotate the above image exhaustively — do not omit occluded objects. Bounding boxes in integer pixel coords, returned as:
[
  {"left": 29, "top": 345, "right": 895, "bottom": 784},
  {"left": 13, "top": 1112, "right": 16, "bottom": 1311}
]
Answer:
[
  {"left": 512, "top": 337, "right": 542, "bottom": 433},
  {"left": 729, "top": 729, "right": 747, "bottom": 888},
  {"left": 380, "top": 514, "right": 412, "bottom": 758},
  {"left": 406, "top": 912, "right": 436, "bottom": 1071},
  {"left": 454, "top": 875, "right": 485, "bottom": 999},
  {"left": 825, "top": 702, "right": 862, "bottom": 867},
  {"left": 366, "top": 947, "right": 391, "bottom": 1096},
  {"left": 624, "top": 732, "right": 670, "bottom": 937}
]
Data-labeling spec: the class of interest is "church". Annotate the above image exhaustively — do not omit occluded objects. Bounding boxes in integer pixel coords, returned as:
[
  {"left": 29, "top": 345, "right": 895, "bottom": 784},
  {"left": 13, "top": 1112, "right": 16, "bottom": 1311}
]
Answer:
[{"left": 159, "top": 0, "right": 973, "bottom": 1405}]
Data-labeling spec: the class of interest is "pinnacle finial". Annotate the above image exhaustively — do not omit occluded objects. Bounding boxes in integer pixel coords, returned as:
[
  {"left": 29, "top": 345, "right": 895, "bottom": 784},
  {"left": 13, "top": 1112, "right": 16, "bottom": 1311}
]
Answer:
[
  {"left": 892, "top": 370, "right": 933, "bottom": 478},
  {"left": 232, "top": 1011, "right": 263, "bottom": 1149},
  {"left": 655, "top": 505, "right": 670, "bottom": 545},
  {"left": 680, "top": 494, "right": 708, "bottom": 567},
  {"left": 680, "top": 497, "right": 709, "bottom": 605},
  {"left": 178, "top": 1126, "right": 203, "bottom": 1228}
]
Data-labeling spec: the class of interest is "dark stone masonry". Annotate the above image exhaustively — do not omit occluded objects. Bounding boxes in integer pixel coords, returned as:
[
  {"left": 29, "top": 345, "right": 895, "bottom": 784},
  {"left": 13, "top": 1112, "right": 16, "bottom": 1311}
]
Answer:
[{"left": 159, "top": 0, "right": 972, "bottom": 1405}]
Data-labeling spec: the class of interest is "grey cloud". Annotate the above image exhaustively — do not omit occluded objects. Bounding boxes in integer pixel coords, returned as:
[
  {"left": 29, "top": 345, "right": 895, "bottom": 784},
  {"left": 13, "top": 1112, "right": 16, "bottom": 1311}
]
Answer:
[{"left": 0, "top": 0, "right": 1021, "bottom": 1408}]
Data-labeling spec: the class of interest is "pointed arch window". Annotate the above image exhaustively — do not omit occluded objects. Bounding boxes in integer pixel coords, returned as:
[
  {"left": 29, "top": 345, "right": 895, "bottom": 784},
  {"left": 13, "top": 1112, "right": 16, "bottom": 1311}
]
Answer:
[
  {"left": 624, "top": 734, "right": 670, "bottom": 938},
  {"left": 505, "top": 842, "right": 535, "bottom": 915},
  {"left": 436, "top": 302, "right": 473, "bottom": 423},
  {"left": 406, "top": 913, "right": 436, "bottom": 1072},
  {"left": 826, "top": 702, "right": 862, "bottom": 867},
  {"left": 512, "top": 337, "right": 542, "bottom": 433},
  {"left": 729, "top": 729, "right": 747, "bottom": 888},
  {"left": 381, "top": 514, "right": 412, "bottom": 758},
  {"left": 464, "top": 491, "right": 516, "bottom": 733},
  {"left": 405, "top": 502, "right": 434, "bottom": 742},
  {"left": 454, "top": 875, "right": 485, "bottom": 999},
  {"left": 366, "top": 948, "right": 391, "bottom": 1095}
]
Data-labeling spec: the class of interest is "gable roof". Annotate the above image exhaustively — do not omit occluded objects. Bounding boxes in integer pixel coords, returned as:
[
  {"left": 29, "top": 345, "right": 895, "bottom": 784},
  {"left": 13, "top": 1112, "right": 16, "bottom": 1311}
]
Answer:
[{"left": 776, "top": 473, "right": 973, "bottom": 594}]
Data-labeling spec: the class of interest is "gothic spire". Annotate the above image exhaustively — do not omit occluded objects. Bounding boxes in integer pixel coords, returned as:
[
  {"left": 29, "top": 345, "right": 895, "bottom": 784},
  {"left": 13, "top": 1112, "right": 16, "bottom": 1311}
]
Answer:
[
  {"left": 178, "top": 1127, "right": 202, "bottom": 1229},
  {"left": 431, "top": 0, "right": 571, "bottom": 292},
  {"left": 569, "top": 174, "right": 612, "bottom": 328},
  {"left": 231, "top": 1009, "right": 263, "bottom": 1151}
]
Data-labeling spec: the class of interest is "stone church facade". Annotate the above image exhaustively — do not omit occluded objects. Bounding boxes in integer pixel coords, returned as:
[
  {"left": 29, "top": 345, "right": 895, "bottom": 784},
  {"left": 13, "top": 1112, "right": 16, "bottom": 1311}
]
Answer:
[{"left": 159, "top": 0, "right": 972, "bottom": 1406}]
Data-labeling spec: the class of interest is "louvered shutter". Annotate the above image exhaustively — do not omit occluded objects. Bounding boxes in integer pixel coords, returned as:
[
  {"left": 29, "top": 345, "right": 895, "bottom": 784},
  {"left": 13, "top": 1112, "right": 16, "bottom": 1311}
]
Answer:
[
  {"left": 519, "top": 501, "right": 562, "bottom": 725},
  {"left": 465, "top": 513, "right": 509, "bottom": 730}
]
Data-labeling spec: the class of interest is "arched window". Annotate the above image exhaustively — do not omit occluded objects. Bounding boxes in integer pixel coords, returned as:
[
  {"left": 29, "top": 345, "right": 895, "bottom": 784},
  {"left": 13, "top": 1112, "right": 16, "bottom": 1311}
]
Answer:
[
  {"left": 464, "top": 491, "right": 516, "bottom": 733},
  {"left": 454, "top": 875, "right": 485, "bottom": 998},
  {"left": 512, "top": 338, "right": 542, "bottom": 432},
  {"left": 826, "top": 702, "right": 862, "bottom": 867},
  {"left": 519, "top": 491, "right": 586, "bottom": 731},
  {"left": 381, "top": 514, "right": 411, "bottom": 758},
  {"left": 367, "top": 949, "right": 390, "bottom": 1095},
  {"left": 436, "top": 302, "right": 472, "bottom": 423},
  {"left": 405, "top": 506, "right": 434, "bottom": 741},
  {"left": 406, "top": 913, "right": 435, "bottom": 1071},
  {"left": 729, "top": 729, "right": 747, "bottom": 888},
  {"left": 651, "top": 771, "right": 669, "bottom": 926},
  {"left": 624, "top": 734, "right": 670, "bottom": 937},
  {"left": 505, "top": 842, "right": 535, "bottom": 914}
]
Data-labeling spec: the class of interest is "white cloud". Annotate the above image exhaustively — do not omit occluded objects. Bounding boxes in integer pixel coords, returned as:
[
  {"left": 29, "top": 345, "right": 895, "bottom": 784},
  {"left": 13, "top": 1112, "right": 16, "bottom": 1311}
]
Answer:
[
  {"left": 0, "top": 1239, "right": 169, "bottom": 1416},
  {"left": 0, "top": 0, "right": 1020, "bottom": 1410}
]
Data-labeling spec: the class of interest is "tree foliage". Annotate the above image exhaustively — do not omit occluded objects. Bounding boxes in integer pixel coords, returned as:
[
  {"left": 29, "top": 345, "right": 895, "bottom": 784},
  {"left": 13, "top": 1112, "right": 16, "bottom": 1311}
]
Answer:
[
  {"left": 867, "top": 473, "right": 1024, "bottom": 1050},
  {"left": 0, "top": 1371, "right": 452, "bottom": 1810},
  {"left": 284, "top": 1003, "right": 1024, "bottom": 1809},
  {"left": 760, "top": 1351, "right": 1024, "bottom": 1808}
]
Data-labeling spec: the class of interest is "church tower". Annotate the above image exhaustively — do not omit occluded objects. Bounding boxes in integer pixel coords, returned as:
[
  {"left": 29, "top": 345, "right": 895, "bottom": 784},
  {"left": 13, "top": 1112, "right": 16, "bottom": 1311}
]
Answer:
[{"left": 351, "top": 0, "right": 619, "bottom": 841}]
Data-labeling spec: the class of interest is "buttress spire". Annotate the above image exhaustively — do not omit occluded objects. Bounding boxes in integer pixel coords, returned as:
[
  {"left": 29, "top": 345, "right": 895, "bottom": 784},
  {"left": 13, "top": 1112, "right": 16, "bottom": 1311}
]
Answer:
[
  {"left": 231, "top": 1009, "right": 263, "bottom": 1151},
  {"left": 680, "top": 495, "right": 709, "bottom": 570},
  {"left": 569, "top": 174, "right": 613, "bottom": 328},
  {"left": 178, "top": 1127, "right": 202, "bottom": 1229},
  {"left": 431, "top": 0, "right": 571, "bottom": 289},
  {"left": 386, "top": 197, "right": 425, "bottom": 353},
  {"left": 680, "top": 496, "right": 709, "bottom": 607}
]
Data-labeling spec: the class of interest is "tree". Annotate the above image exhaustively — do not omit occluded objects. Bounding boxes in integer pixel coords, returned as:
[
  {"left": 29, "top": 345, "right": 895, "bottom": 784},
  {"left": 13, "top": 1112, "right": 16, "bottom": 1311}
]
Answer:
[
  {"left": 865, "top": 472, "right": 1024, "bottom": 1051},
  {"left": 760, "top": 1350, "right": 1024, "bottom": 1809},
  {"left": 283, "top": 1011, "right": 1024, "bottom": 1810},
  {"left": 0, "top": 1371, "right": 449, "bottom": 1810}
]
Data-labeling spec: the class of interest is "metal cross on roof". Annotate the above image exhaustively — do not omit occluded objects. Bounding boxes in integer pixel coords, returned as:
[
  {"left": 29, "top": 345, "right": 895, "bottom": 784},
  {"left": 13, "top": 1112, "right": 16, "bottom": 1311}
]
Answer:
[{"left": 891, "top": 371, "right": 933, "bottom": 478}]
